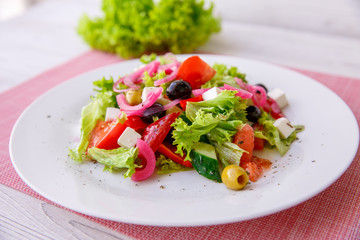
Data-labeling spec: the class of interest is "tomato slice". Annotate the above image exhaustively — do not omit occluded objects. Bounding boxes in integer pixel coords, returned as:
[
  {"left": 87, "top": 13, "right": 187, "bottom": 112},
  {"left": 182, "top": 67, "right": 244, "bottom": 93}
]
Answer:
[
  {"left": 253, "top": 137, "right": 265, "bottom": 150},
  {"left": 251, "top": 156, "right": 272, "bottom": 169},
  {"left": 87, "top": 120, "right": 127, "bottom": 150},
  {"left": 233, "top": 124, "right": 254, "bottom": 168},
  {"left": 158, "top": 142, "right": 193, "bottom": 168},
  {"left": 176, "top": 56, "right": 216, "bottom": 89},
  {"left": 246, "top": 162, "right": 262, "bottom": 182},
  {"left": 88, "top": 120, "right": 108, "bottom": 150},
  {"left": 142, "top": 112, "right": 181, "bottom": 152},
  {"left": 179, "top": 95, "right": 203, "bottom": 110},
  {"left": 245, "top": 156, "right": 272, "bottom": 182},
  {"left": 252, "top": 123, "right": 266, "bottom": 150}
]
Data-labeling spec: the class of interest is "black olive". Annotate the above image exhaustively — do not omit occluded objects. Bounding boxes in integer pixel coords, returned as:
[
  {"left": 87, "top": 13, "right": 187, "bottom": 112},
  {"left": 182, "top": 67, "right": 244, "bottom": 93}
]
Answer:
[
  {"left": 246, "top": 105, "right": 261, "bottom": 123},
  {"left": 140, "top": 103, "right": 166, "bottom": 123},
  {"left": 255, "top": 83, "right": 268, "bottom": 93},
  {"left": 166, "top": 80, "right": 192, "bottom": 100}
]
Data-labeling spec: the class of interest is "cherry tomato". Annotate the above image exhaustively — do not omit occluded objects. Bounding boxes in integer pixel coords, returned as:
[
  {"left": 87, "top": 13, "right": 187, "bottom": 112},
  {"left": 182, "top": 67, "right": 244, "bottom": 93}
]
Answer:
[
  {"left": 88, "top": 120, "right": 127, "bottom": 150},
  {"left": 142, "top": 112, "right": 180, "bottom": 152},
  {"left": 176, "top": 56, "right": 216, "bottom": 89}
]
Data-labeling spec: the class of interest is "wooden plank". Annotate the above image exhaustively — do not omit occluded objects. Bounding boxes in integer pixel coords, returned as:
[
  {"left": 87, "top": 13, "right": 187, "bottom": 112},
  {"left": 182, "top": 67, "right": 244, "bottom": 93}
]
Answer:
[{"left": 0, "top": 185, "right": 133, "bottom": 240}]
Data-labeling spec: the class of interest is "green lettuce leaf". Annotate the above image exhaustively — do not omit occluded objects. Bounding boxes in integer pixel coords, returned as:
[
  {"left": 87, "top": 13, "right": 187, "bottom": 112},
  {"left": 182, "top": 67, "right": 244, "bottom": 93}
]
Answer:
[
  {"left": 214, "top": 142, "right": 245, "bottom": 167},
  {"left": 140, "top": 53, "right": 157, "bottom": 64},
  {"left": 172, "top": 110, "right": 219, "bottom": 160},
  {"left": 93, "top": 76, "right": 114, "bottom": 93},
  {"left": 201, "top": 63, "right": 247, "bottom": 88},
  {"left": 93, "top": 76, "right": 118, "bottom": 106},
  {"left": 185, "top": 90, "right": 247, "bottom": 122},
  {"left": 143, "top": 70, "right": 167, "bottom": 88},
  {"left": 172, "top": 91, "right": 247, "bottom": 160},
  {"left": 255, "top": 112, "right": 304, "bottom": 156},
  {"left": 77, "top": 0, "right": 221, "bottom": 58},
  {"left": 87, "top": 147, "right": 139, "bottom": 177},
  {"left": 69, "top": 91, "right": 116, "bottom": 162},
  {"left": 207, "top": 120, "right": 243, "bottom": 144}
]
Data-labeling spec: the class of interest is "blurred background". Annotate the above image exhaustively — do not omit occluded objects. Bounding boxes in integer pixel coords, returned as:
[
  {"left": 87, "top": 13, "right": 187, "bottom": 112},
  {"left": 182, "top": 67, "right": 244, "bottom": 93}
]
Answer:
[
  {"left": 0, "top": 0, "right": 43, "bottom": 20},
  {"left": 2, "top": 0, "right": 360, "bottom": 37},
  {"left": 1, "top": 0, "right": 360, "bottom": 92}
]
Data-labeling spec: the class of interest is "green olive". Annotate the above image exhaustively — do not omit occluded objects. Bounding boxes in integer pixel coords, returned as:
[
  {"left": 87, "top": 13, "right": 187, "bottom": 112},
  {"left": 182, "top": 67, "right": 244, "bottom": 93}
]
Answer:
[
  {"left": 125, "top": 90, "right": 142, "bottom": 106},
  {"left": 221, "top": 165, "right": 249, "bottom": 190}
]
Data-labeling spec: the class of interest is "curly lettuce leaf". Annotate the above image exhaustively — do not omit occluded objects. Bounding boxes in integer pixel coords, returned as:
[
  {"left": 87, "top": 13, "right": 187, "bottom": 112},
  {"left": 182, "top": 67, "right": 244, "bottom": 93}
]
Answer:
[
  {"left": 87, "top": 147, "right": 139, "bottom": 177},
  {"left": 93, "top": 77, "right": 114, "bottom": 93},
  {"left": 77, "top": 0, "right": 154, "bottom": 58},
  {"left": 173, "top": 91, "right": 247, "bottom": 160},
  {"left": 69, "top": 91, "right": 116, "bottom": 162},
  {"left": 140, "top": 53, "right": 157, "bottom": 64},
  {"left": 93, "top": 76, "right": 118, "bottom": 106},
  {"left": 185, "top": 90, "right": 247, "bottom": 122},
  {"left": 143, "top": 71, "right": 167, "bottom": 88},
  {"left": 172, "top": 110, "right": 219, "bottom": 160},
  {"left": 77, "top": 0, "right": 221, "bottom": 58}
]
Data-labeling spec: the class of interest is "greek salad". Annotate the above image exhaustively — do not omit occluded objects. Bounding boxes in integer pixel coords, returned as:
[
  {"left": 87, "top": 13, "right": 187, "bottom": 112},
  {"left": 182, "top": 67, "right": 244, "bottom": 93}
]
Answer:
[{"left": 69, "top": 54, "right": 303, "bottom": 190}]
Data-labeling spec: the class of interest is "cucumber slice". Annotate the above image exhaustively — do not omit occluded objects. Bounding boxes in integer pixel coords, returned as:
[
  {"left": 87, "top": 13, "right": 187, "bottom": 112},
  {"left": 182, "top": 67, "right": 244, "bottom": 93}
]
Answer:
[
  {"left": 190, "top": 143, "right": 222, "bottom": 183},
  {"left": 192, "top": 142, "right": 217, "bottom": 159}
]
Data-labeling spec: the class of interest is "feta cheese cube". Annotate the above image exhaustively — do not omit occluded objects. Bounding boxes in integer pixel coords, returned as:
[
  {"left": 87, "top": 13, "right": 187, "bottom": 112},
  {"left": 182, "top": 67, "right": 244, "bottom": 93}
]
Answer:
[
  {"left": 117, "top": 127, "right": 142, "bottom": 149},
  {"left": 202, "top": 87, "right": 222, "bottom": 101},
  {"left": 105, "top": 107, "right": 121, "bottom": 122},
  {"left": 141, "top": 87, "right": 160, "bottom": 103},
  {"left": 268, "top": 88, "right": 288, "bottom": 109},
  {"left": 273, "top": 117, "right": 295, "bottom": 139}
]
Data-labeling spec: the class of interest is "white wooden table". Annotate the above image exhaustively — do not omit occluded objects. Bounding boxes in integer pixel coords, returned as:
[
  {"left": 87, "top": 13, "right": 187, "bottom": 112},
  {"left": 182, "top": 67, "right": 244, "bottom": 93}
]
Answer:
[{"left": 1, "top": 0, "right": 360, "bottom": 239}]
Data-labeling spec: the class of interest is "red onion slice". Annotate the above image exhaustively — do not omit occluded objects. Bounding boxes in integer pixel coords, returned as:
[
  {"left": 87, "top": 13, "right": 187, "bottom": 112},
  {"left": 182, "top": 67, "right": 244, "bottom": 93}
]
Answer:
[
  {"left": 248, "top": 84, "right": 267, "bottom": 107},
  {"left": 192, "top": 88, "right": 210, "bottom": 97},
  {"left": 116, "top": 87, "right": 163, "bottom": 116},
  {"left": 220, "top": 84, "right": 253, "bottom": 99},
  {"left": 235, "top": 77, "right": 248, "bottom": 89},
  {"left": 142, "top": 98, "right": 182, "bottom": 117},
  {"left": 113, "top": 61, "right": 161, "bottom": 92},
  {"left": 131, "top": 139, "right": 156, "bottom": 181},
  {"left": 153, "top": 68, "right": 179, "bottom": 86}
]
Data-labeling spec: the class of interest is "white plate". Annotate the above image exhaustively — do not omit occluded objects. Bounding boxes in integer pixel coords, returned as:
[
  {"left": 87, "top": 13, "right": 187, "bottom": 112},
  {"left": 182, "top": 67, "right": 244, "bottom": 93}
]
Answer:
[{"left": 9, "top": 54, "right": 359, "bottom": 226}]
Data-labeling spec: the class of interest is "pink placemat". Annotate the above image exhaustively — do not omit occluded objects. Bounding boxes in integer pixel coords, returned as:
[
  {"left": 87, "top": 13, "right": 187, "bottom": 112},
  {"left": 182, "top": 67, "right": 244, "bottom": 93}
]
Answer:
[{"left": 1, "top": 50, "right": 359, "bottom": 239}]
